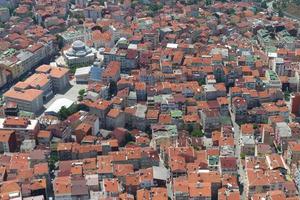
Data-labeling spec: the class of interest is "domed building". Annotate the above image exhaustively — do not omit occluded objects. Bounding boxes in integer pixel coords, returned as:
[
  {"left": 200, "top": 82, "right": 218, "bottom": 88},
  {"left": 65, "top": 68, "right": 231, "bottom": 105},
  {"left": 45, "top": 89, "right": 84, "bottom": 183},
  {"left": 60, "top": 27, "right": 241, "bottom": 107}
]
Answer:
[{"left": 63, "top": 40, "right": 96, "bottom": 67}]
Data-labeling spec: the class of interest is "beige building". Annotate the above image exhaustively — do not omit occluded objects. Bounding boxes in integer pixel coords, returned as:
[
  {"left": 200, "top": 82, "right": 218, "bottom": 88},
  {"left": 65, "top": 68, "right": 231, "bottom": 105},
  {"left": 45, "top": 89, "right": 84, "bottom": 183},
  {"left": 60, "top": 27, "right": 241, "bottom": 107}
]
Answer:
[
  {"left": 3, "top": 88, "right": 43, "bottom": 113},
  {"left": 0, "top": 49, "right": 23, "bottom": 79},
  {"left": 0, "top": 39, "right": 57, "bottom": 80},
  {"left": 245, "top": 169, "right": 284, "bottom": 199},
  {"left": 36, "top": 65, "right": 70, "bottom": 93},
  {"left": 22, "top": 73, "right": 53, "bottom": 100}
]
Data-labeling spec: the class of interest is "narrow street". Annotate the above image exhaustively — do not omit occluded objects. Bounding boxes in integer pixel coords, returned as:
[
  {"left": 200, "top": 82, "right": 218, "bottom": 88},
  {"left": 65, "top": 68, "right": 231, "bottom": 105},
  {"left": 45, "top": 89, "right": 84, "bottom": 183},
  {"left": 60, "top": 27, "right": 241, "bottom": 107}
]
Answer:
[{"left": 229, "top": 101, "right": 246, "bottom": 200}]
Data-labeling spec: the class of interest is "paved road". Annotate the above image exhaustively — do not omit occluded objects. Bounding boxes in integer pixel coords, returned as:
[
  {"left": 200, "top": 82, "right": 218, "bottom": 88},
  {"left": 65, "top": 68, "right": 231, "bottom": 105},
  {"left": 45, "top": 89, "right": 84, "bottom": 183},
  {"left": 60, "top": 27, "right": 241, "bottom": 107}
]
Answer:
[
  {"left": 267, "top": 1, "right": 300, "bottom": 20},
  {"left": 159, "top": 154, "right": 173, "bottom": 199},
  {"left": 229, "top": 101, "right": 246, "bottom": 200}
]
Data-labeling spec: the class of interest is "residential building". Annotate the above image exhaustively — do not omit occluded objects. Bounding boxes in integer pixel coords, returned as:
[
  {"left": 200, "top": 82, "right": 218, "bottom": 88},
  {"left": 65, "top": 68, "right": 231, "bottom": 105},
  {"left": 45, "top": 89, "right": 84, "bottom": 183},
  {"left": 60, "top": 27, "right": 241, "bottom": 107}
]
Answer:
[
  {"left": 22, "top": 73, "right": 53, "bottom": 101},
  {"left": 102, "top": 61, "right": 121, "bottom": 84},
  {"left": 106, "top": 109, "right": 125, "bottom": 130},
  {"left": 287, "top": 141, "right": 300, "bottom": 165},
  {"left": 151, "top": 124, "right": 177, "bottom": 150},
  {"left": 219, "top": 157, "right": 238, "bottom": 175},
  {"left": 84, "top": 5, "right": 103, "bottom": 22},
  {"left": 245, "top": 169, "right": 284, "bottom": 199},
  {"left": 0, "top": 7, "right": 9, "bottom": 23},
  {"left": 0, "top": 130, "right": 17, "bottom": 153},
  {"left": 200, "top": 109, "right": 221, "bottom": 134},
  {"left": 0, "top": 117, "right": 39, "bottom": 145},
  {"left": 36, "top": 65, "right": 70, "bottom": 93},
  {"left": 231, "top": 97, "right": 247, "bottom": 124}
]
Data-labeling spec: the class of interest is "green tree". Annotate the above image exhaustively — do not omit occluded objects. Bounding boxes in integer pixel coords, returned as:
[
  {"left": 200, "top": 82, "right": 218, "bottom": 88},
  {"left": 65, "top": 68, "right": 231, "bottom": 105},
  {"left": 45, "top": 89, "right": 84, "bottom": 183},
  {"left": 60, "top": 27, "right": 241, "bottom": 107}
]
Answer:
[
  {"left": 149, "top": 3, "right": 163, "bottom": 12},
  {"left": 261, "top": 1, "right": 267, "bottom": 9},
  {"left": 8, "top": 7, "right": 14, "bottom": 15},
  {"left": 272, "top": 2, "right": 277, "bottom": 9},
  {"left": 49, "top": 152, "right": 58, "bottom": 171},
  {"left": 108, "top": 80, "right": 117, "bottom": 98},
  {"left": 278, "top": 9, "right": 284, "bottom": 17},
  {"left": 187, "top": 124, "right": 194, "bottom": 133},
  {"left": 68, "top": 104, "right": 79, "bottom": 114},
  {"left": 205, "top": 0, "right": 212, "bottom": 6},
  {"left": 56, "top": 35, "right": 64, "bottom": 50},
  {"left": 191, "top": 129, "right": 204, "bottom": 137},
  {"left": 98, "top": 0, "right": 105, "bottom": 5},
  {"left": 145, "top": 125, "right": 152, "bottom": 138},
  {"left": 227, "top": 8, "right": 236, "bottom": 15},
  {"left": 131, "top": 1, "right": 138, "bottom": 9},
  {"left": 284, "top": 90, "right": 291, "bottom": 101},
  {"left": 253, "top": 124, "right": 258, "bottom": 129},
  {"left": 240, "top": 152, "right": 246, "bottom": 159},
  {"left": 197, "top": 78, "right": 206, "bottom": 85},
  {"left": 124, "top": 133, "right": 134, "bottom": 146},
  {"left": 78, "top": 89, "right": 85, "bottom": 96},
  {"left": 58, "top": 106, "right": 70, "bottom": 120},
  {"left": 192, "top": 145, "right": 200, "bottom": 150},
  {"left": 0, "top": 23, "right": 5, "bottom": 28},
  {"left": 58, "top": 105, "right": 79, "bottom": 120},
  {"left": 78, "top": 89, "right": 86, "bottom": 101}
]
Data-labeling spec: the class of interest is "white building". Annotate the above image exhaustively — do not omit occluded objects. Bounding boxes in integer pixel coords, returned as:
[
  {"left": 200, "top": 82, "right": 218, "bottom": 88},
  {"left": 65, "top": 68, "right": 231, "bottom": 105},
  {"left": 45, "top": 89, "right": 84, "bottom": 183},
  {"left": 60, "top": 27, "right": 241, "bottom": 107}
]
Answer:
[
  {"left": 75, "top": 66, "right": 91, "bottom": 84},
  {"left": 45, "top": 98, "right": 74, "bottom": 116},
  {"left": 63, "top": 40, "right": 95, "bottom": 67}
]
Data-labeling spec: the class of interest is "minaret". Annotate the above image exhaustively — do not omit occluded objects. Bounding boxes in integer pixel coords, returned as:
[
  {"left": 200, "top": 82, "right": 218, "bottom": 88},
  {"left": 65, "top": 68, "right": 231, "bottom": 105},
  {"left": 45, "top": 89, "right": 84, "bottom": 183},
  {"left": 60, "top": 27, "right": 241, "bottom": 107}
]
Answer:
[
  {"left": 84, "top": 24, "right": 87, "bottom": 43},
  {"left": 65, "top": 14, "right": 70, "bottom": 27},
  {"left": 83, "top": 24, "right": 91, "bottom": 42}
]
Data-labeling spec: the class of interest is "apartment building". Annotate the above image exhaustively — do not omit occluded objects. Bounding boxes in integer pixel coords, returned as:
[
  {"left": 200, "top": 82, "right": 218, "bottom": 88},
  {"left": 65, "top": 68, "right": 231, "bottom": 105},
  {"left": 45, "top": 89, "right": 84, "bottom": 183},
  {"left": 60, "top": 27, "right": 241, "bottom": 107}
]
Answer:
[
  {"left": 36, "top": 64, "right": 70, "bottom": 93},
  {"left": 245, "top": 169, "right": 284, "bottom": 199},
  {"left": 0, "top": 117, "right": 39, "bottom": 145},
  {"left": 0, "top": 130, "right": 17, "bottom": 153},
  {"left": 23, "top": 73, "right": 53, "bottom": 101}
]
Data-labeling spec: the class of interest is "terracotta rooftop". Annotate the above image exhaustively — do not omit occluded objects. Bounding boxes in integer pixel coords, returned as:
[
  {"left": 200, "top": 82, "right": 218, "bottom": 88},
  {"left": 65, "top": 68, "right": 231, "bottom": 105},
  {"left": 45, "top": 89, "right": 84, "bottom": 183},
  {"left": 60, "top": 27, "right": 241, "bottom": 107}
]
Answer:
[
  {"left": 0, "top": 130, "right": 15, "bottom": 142},
  {"left": 4, "top": 88, "right": 43, "bottom": 102},
  {"left": 3, "top": 117, "right": 30, "bottom": 127}
]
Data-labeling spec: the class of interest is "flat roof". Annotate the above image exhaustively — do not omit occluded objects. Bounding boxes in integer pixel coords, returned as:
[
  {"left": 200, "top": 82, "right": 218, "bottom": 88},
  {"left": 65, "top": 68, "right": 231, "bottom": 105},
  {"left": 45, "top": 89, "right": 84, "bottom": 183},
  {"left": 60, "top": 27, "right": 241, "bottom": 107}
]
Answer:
[
  {"left": 75, "top": 66, "right": 91, "bottom": 76},
  {"left": 45, "top": 98, "right": 74, "bottom": 115},
  {"left": 166, "top": 43, "right": 178, "bottom": 49},
  {"left": 0, "top": 118, "right": 38, "bottom": 130}
]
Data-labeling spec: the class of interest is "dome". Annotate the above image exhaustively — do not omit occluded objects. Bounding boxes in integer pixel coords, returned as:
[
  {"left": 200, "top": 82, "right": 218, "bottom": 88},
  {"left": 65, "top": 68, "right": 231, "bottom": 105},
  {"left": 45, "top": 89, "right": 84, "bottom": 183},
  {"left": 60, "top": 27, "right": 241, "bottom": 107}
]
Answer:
[
  {"left": 65, "top": 40, "right": 93, "bottom": 58},
  {"left": 72, "top": 40, "right": 85, "bottom": 51}
]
